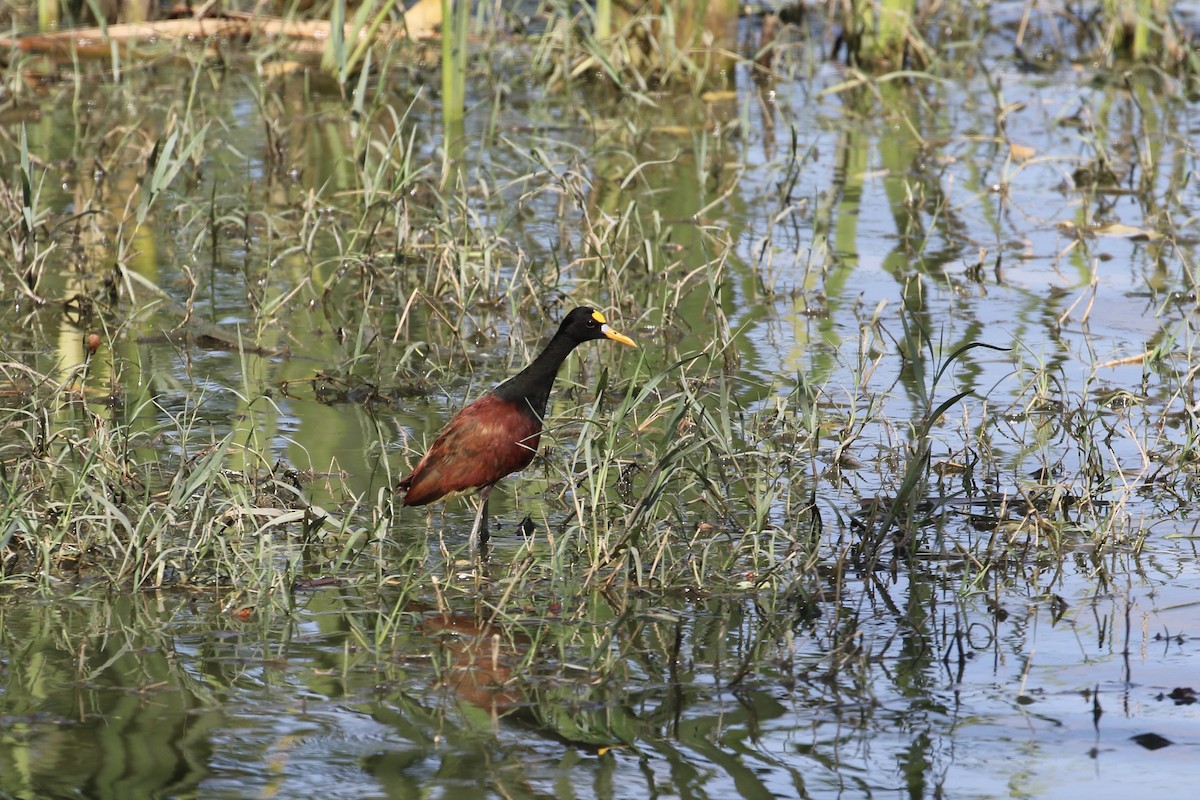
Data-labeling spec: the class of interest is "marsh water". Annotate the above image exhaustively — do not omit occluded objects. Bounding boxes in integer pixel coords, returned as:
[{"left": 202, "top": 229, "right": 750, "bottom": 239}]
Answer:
[{"left": 2, "top": 5, "right": 1200, "bottom": 799}]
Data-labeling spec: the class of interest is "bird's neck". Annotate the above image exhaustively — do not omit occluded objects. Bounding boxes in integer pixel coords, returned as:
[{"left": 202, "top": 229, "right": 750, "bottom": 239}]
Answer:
[{"left": 492, "top": 332, "right": 579, "bottom": 419}]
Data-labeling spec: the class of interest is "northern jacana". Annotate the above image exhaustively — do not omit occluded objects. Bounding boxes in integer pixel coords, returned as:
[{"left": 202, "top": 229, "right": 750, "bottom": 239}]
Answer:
[{"left": 397, "top": 307, "right": 637, "bottom": 557}]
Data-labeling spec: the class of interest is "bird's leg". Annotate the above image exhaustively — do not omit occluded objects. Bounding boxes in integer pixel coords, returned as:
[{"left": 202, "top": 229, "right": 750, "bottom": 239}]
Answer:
[{"left": 468, "top": 484, "right": 494, "bottom": 561}]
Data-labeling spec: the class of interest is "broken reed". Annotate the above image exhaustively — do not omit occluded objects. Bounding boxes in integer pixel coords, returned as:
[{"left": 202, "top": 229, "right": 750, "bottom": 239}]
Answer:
[
  {"left": 37, "top": 0, "right": 57, "bottom": 31},
  {"left": 440, "top": 0, "right": 468, "bottom": 124}
]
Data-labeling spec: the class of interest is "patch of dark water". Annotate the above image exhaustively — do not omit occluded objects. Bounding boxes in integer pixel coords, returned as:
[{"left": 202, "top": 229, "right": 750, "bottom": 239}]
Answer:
[{"left": 1, "top": 549, "right": 1197, "bottom": 798}]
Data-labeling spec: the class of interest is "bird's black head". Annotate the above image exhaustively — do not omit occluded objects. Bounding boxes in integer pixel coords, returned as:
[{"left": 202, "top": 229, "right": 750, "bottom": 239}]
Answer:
[{"left": 558, "top": 307, "right": 637, "bottom": 348}]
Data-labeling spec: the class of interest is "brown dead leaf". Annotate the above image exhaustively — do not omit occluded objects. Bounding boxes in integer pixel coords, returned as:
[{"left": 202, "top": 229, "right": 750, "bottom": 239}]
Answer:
[{"left": 1008, "top": 142, "right": 1035, "bottom": 160}]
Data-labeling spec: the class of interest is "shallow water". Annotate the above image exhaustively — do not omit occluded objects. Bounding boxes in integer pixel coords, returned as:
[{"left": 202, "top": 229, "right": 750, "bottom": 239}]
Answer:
[{"left": 2, "top": 4, "right": 1200, "bottom": 799}]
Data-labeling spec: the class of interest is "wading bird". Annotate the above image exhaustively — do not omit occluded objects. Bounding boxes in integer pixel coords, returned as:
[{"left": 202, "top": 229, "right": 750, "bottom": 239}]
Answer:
[{"left": 397, "top": 307, "right": 637, "bottom": 557}]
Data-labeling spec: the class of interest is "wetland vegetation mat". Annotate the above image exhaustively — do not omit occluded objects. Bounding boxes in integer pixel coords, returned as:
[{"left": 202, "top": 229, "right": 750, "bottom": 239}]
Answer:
[{"left": 2, "top": 1, "right": 1200, "bottom": 797}]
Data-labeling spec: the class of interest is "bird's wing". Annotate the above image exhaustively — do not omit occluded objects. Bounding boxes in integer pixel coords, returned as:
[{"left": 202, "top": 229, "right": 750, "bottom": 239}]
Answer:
[{"left": 398, "top": 395, "right": 541, "bottom": 506}]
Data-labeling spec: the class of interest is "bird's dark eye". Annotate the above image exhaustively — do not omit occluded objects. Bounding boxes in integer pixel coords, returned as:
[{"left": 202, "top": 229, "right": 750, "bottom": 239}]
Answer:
[{"left": 587, "top": 318, "right": 597, "bottom": 327}]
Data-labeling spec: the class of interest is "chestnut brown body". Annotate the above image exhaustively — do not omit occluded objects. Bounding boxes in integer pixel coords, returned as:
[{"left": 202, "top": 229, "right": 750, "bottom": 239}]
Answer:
[{"left": 398, "top": 394, "right": 541, "bottom": 505}]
